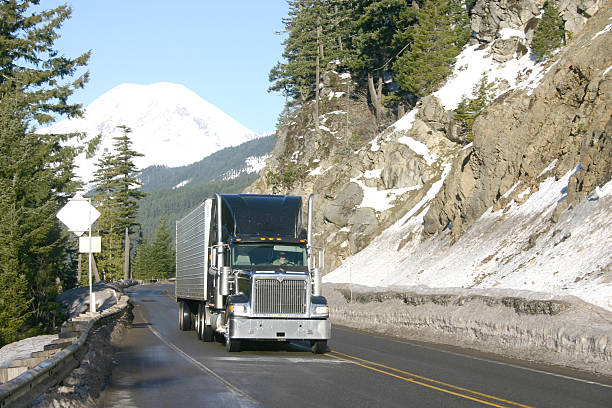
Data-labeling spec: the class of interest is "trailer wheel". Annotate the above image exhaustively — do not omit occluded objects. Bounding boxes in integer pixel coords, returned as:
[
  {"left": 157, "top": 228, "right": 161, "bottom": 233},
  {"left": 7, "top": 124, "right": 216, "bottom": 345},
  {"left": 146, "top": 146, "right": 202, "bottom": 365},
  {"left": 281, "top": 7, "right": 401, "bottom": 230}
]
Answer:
[
  {"left": 226, "top": 337, "right": 241, "bottom": 352},
  {"left": 311, "top": 340, "right": 327, "bottom": 354},
  {"left": 178, "top": 301, "right": 192, "bottom": 331}
]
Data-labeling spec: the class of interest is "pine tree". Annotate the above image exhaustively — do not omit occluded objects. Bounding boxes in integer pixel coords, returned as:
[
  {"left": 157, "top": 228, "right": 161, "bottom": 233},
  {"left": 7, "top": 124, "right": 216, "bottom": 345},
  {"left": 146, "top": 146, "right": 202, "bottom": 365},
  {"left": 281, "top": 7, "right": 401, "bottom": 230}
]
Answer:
[
  {"left": 0, "top": 1, "right": 90, "bottom": 123},
  {"left": 454, "top": 73, "right": 495, "bottom": 142},
  {"left": 0, "top": 90, "right": 79, "bottom": 340},
  {"left": 150, "top": 214, "right": 175, "bottom": 279},
  {"left": 531, "top": 1, "right": 565, "bottom": 62},
  {"left": 0, "top": 1, "right": 88, "bottom": 342},
  {"left": 132, "top": 236, "right": 153, "bottom": 280},
  {"left": 133, "top": 215, "right": 174, "bottom": 280},
  {"left": 269, "top": 0, "right": 321, "bottom": 105},
  {"left": 349, "top": 0, "right": 411, "bottom": 122},
  {"left": 269, "top": 1, "right": 356, "bottom": 108},
  {"left": 92, "top": 126, "right": 145, "bottom": 281},
  {"left": 394, "top": 0, "right": 471, "bottom": 98}
]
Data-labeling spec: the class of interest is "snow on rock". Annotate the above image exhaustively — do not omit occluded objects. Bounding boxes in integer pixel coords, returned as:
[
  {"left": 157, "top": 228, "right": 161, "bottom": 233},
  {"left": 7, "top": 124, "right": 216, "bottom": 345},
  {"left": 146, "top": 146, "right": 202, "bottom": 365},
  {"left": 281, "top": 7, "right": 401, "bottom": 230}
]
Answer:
[
  {"left": 363, "top": 168, "right": 383, "bottom": 179},
  {"left": 392, "top": 108, "right": 418, "bottom": 133},
  {"left": 325, "top": 167, "right": 612, "bottom": 312},
  {"left": 351, "top": 176, "right": 422, "bottom": 212},
  {"left": 308, "top": 166, "right": 323, "bottom": 176},
  {"left": 433, "top": 43, "right": 545, "bottom": 110},
  {"left": 498, "top": 27, "right": 526, "bottom": 40},
  {"left": 592, "top": 22, "right": 612, "bottom": 40},
  {"left": 38, "top": 82, "right": 260, "bottom": 184},
  {"left": 396, "top": 135, "right": 439, "bottom": 166}
]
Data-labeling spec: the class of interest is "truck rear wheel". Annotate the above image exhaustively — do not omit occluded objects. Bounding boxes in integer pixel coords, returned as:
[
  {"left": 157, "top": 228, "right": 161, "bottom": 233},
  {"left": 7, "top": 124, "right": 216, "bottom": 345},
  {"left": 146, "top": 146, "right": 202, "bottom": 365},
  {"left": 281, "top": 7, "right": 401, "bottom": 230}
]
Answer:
[
  {"left": 311, "top": 340, "right": 327, "bottom": 354},
  {"left": 197, "top": 304, "right": 215, "bottom": 342},
  {"left": 178, "top": 301, "right": 192, "bottom": 331}
]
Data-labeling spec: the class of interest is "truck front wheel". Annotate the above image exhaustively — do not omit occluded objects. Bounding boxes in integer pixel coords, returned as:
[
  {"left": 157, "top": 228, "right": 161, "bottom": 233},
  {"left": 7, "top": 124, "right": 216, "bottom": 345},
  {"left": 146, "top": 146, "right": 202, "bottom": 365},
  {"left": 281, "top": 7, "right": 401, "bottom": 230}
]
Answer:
[
  {"left": 311, "top": 340, "right": 327, "bottom": 354},
  {"left": 226, "top": 337, "right": 241, "bottom": 352}
]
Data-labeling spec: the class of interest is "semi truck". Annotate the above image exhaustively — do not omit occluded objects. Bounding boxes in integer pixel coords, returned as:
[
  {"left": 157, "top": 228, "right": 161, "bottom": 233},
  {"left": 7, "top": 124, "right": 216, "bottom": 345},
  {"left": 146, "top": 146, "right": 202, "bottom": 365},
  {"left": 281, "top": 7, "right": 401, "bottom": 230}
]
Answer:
[{"left": 175, "top": 193, "right": 331, "bottom": 353}]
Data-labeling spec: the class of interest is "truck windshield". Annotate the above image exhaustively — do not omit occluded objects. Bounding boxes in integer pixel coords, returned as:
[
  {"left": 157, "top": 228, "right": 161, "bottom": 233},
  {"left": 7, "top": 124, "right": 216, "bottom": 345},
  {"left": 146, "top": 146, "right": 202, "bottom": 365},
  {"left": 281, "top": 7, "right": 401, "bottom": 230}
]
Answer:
[{"left": 232, "top": 243, "right": 307, "bottom": 270}]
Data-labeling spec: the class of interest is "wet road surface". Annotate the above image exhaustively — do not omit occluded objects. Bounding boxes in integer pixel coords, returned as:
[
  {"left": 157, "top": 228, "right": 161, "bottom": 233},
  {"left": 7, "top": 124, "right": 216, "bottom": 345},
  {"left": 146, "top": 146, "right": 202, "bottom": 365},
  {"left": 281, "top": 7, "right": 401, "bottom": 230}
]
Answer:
[{"left": 97, "top": 285, "right": 612, "bottom": 408}]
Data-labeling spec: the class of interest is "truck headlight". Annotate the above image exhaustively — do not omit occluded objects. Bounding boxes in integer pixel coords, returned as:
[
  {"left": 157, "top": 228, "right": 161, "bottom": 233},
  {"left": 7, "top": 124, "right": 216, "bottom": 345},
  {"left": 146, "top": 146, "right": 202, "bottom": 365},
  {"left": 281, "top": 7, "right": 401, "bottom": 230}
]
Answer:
[
  {"left": 313, "top": 305, "right": 329, "bottom": 316},
  {"left": 229, "top": 304, "right": 249, "bottom": 316}
]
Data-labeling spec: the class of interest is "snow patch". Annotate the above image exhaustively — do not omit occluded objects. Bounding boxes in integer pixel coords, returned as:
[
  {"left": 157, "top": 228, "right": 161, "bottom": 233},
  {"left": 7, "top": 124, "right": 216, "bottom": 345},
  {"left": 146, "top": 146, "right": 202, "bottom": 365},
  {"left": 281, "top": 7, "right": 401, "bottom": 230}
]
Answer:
[
  {"left": 351, "top": 177, "right": 422, "bottom": 212},
  {"left": 591, "top": 23, "right": 612, "bottom": 40},
  {"left": 173, "top": 179, "right": 191, "bottom": 189},
  {"left": 502, "top": 181, "right": 521, "bottom": 199},
  {"left": 396, "top": 135, "right": 439, "bottom": 165},
  {"left": 433, "top": 43, "right": 545, "bottom": 110},
  {"left": 392, "top": 108, "right": 419, "bottom": 133},
  {"left": 499, "top": 28, "right": 526, "bottom": 40},
  {"left": 309, "top": 166, "right": 322, "bottom": 176},
  {"left": 538, "top": 159, "right": 558, "bottom": 177},
  {"left": 221, "top": 155, "right": 268, "bottom": 180},
  {"left": 363, "top": 169, "right": 383, "bottom": 179}
]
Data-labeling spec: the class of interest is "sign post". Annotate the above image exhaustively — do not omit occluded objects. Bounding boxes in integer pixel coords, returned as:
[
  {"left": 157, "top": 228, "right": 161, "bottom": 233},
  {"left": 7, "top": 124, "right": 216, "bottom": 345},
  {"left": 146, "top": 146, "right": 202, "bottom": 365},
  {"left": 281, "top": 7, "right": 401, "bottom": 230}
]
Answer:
[{"left": 57, "top": 195, "right": 101, "bottom": 313}]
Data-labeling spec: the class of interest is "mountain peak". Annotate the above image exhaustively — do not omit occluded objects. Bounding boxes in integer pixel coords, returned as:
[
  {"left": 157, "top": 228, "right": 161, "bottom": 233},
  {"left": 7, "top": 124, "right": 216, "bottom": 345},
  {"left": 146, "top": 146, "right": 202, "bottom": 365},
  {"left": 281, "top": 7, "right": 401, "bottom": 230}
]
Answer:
[{"left": 39, "top": 82, "right": 259, "bottom": 183}]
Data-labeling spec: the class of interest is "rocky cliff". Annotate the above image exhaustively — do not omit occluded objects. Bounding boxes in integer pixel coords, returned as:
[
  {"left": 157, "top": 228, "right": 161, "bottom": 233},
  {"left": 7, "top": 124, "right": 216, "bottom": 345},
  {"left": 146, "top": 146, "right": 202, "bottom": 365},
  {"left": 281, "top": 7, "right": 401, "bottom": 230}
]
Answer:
[
  {"left": 248, "top": 0, "right": 611, "bottom": 298},
  {"left": 424, "top": 1, "right": 611, "bottom": 239}
]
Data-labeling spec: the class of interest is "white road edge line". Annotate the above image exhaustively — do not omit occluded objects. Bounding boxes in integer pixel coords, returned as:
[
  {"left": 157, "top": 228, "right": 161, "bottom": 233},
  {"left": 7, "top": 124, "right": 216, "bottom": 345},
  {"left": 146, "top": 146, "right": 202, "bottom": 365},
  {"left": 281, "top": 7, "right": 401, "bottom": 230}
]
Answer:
[{"left": 134, "top": 307, "right": 258, "bottom": 404}]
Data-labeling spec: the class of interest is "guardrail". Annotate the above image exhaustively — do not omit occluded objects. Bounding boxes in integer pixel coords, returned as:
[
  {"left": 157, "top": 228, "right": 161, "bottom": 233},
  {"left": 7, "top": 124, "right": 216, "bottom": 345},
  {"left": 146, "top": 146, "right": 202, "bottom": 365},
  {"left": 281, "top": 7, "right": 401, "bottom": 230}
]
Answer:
[{"left": 0, "top": 296, "right": 130, "bottom": 408}]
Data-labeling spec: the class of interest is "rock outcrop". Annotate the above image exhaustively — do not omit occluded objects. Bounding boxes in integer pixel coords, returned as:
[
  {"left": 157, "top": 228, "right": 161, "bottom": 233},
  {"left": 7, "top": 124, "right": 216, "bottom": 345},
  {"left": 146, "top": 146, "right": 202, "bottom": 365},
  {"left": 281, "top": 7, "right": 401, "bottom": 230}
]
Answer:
[
  {"left": 248, "top": 0, "right": 611, "bottom": 276},
  {"left": 424, "top": 3, "right": 612, "bottom": 239}
]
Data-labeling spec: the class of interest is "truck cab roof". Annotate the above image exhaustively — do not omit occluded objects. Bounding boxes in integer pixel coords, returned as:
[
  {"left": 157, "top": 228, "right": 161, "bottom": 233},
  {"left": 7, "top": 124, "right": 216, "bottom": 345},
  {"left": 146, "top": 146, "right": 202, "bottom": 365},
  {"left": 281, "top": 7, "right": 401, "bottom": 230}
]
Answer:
[{"left": 220, "top": 194, "right": 307, "bottom": 240}]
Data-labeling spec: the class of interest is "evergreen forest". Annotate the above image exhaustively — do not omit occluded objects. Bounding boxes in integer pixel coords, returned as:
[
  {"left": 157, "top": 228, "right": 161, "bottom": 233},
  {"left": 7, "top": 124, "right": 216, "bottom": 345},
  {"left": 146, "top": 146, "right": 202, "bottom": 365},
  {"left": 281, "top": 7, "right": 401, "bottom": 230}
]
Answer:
[
  {"left": 0, "top": 1, "right": 89, "bottom": 346},
  {"left": 269, "top": 0, "right": 474, "bottom": 123}
]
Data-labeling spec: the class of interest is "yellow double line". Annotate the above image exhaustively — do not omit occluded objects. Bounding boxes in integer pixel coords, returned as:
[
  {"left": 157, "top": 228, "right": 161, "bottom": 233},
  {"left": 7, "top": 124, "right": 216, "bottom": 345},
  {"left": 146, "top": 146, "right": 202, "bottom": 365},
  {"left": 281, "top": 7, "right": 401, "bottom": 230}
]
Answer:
[{"left": 325, "top": 350, "right": 534, "bottom": 408}]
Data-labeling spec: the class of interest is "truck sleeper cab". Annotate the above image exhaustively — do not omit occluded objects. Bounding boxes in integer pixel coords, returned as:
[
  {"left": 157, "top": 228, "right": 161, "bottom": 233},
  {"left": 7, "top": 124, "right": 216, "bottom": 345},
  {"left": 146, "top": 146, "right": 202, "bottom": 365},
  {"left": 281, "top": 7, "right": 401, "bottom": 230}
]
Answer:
[{"left": 175, "top": 193, "right": 330, "bottom": 353}]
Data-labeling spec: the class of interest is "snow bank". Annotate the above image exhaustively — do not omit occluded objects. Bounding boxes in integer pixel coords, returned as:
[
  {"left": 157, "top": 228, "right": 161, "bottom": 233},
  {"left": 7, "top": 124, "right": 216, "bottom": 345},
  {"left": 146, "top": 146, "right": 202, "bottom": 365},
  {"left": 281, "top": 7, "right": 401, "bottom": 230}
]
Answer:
[{"left": 324, "top": 283, "right": 612, "bottom": 376}]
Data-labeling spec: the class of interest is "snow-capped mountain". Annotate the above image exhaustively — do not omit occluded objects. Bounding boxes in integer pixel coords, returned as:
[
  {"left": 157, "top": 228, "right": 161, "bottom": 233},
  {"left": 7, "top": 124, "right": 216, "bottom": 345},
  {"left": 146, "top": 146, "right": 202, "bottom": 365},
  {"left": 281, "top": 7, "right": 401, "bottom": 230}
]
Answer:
[{"left": 38, "top": 82, "right": 261, "bottom": 183}]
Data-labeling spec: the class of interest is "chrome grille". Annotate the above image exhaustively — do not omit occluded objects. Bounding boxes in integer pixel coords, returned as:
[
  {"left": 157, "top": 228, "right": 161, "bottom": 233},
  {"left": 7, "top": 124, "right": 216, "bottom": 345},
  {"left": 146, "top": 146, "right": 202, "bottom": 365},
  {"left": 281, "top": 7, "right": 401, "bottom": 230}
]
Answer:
[{"left": 254, "top": 277, "right": 307, "bottom": 315}]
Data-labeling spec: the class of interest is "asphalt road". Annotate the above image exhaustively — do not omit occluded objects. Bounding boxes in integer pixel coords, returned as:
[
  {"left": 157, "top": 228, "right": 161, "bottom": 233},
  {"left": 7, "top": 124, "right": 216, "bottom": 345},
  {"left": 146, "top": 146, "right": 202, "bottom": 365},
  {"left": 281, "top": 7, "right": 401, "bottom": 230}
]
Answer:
[{"left": 97, "top": 284, "right": 612, "bottom": 408}]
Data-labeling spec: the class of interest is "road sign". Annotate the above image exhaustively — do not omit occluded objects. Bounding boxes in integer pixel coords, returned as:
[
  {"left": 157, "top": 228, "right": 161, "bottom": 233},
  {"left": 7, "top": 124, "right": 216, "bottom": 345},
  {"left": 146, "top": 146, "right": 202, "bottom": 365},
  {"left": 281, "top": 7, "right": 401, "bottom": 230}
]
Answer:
[
  {"left": 57, "top": 194, "right": 100, "bottom": 314},
  {"left": 56, "top": 195, "right": 101, "bottom": 236},
  {"left": 79, "top": 236, "right": 101, "bottom": 253}
]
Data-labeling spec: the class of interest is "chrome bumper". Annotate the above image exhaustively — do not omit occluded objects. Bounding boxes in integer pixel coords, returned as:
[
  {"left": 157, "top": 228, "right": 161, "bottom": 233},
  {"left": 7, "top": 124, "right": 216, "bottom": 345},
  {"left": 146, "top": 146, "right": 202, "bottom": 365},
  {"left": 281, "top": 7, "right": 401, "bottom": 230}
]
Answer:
[{"left": 229, "top": 317, "right": 331, "bottom": 340}]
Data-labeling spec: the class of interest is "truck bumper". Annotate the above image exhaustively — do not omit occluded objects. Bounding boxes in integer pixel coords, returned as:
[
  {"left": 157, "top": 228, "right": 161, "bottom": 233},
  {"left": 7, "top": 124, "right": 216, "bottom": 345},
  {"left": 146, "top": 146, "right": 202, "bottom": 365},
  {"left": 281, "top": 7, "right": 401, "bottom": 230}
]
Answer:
[{"left": 229, "top": 317, "right": 331, "bottom": 341}]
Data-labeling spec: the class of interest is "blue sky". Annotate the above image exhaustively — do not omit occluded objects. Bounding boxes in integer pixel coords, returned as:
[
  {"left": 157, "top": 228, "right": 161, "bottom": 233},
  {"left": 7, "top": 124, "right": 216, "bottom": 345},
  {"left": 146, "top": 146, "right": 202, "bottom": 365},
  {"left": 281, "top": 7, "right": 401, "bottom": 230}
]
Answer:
[{"left": 50, "top": 1, "right": 289, "bottom": 133}]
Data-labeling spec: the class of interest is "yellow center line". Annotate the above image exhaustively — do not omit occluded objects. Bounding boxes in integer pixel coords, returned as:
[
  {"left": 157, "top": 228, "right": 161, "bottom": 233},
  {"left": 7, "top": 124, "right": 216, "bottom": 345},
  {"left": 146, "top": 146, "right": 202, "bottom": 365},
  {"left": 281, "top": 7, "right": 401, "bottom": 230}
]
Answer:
[{"left": 326, "top": 351, "right": 535, "bottom": 408}]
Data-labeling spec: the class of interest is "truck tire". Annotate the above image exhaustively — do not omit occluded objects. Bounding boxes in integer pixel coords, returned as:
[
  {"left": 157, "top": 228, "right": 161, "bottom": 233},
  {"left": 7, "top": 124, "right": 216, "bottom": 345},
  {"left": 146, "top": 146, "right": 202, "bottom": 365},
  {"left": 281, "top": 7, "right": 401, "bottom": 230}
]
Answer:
[
  {"left": 195, "top": 304, "right": 201, "bottom": 336},
  {"left": 197, "top": 304, "right": 215, "bottom": 342},
  {"left": 226, "top": 337, "right": 241, "bottom": 352},
  {"left": 311, "top": 340, "right": 327, "bottom": 354},
  {"left": 196, "top": 303, "right": 203, "bottom": 339},
  {"left": 178, "top": 301, "right": 192, "bottom": 331}
]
